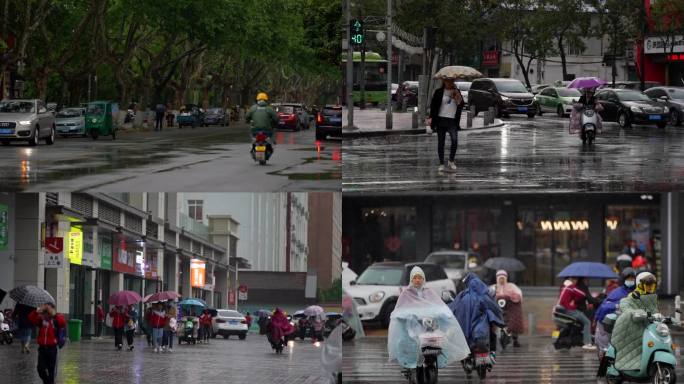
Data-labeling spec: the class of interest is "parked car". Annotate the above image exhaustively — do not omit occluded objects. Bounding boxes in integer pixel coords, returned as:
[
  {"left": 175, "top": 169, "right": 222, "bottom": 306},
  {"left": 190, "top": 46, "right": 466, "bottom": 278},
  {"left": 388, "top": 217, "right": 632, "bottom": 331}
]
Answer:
[
  {"left": 468, "top": 78, "right": 538, "bottom": 118},
  {"left": 46, "top": 102, "right": 58, "bottom": 113},
  {"left": 203, "top": 107, "right": 228, "bottom": 126},
  {"left": 212, "top": 309, "right": 248, "bottom": 340},
  {"left": 396, "top": 81, "right": 419, "bottom": 110},
  {"left": 55, "top": 107, "right": 86, "bottom": 137},
  {"left": 346, "top": 261, "right": 456, "bottom": 327},
  {"left": 273, "top": 103, "right": 304, "bottom": 131},
  {"left": 391, "top": 83, "right": 399, "bottom": 101},
  {"left": 534, "top": 87, "right": 582, "bottom": 117},
  {"left": 600, "top": 81, "right": 661, "bottom": 91},
  {"left": 595, "top": 89, "right": 670, "bottom": 128},
  {"left": 424, "top": 250, "right": 483, "bottom": 286},
  {"left": 529, "top": 84, "right": 550, "bottom": 95},
  {"left": 177, "top": 104, "right": 205, "bottom": 128},
  {"left": 0, "top": 99, "right": 56, "bottom": 146},
  {"left": 644, "top": 86, "right": 684, "bottom": 126},
  {"left": 315, "top": 105, "right": 342, "bottom": 140},
  {"left": 456, "top": 81, "right": 471, "bottom": 106}
]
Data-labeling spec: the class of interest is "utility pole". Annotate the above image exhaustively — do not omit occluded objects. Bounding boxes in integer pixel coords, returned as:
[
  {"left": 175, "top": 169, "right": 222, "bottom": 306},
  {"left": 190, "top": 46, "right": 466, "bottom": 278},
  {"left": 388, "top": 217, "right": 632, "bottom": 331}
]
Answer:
[
  {"left": 386, "top": 0, "right": 393, "bottom": 130},
  {"left": 640, "top": 0, "right": 647, "bottom": 91},
  {"left": 345, "top": 0, "right": 354, "bottom": 128},
  {"left": 360, "top": 40, "right": 366, "bottom": 110}
]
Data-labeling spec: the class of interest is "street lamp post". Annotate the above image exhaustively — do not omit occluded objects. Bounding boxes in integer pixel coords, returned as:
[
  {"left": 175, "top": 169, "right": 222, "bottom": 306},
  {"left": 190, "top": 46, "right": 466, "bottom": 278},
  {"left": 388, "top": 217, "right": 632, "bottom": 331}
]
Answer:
[
  {"left": 345, "top": 0, "right": 354, "bottom": 129},
  {"left": 234, "top": 256, "right": 238, "bottom": 311}
]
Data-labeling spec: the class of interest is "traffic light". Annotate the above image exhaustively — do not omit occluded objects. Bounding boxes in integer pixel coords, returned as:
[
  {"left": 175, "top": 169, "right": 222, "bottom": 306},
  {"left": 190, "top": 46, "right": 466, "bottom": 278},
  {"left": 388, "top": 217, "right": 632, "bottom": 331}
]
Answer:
[{"left": 350, "top": 19, "right": 364, "bottom": 46}]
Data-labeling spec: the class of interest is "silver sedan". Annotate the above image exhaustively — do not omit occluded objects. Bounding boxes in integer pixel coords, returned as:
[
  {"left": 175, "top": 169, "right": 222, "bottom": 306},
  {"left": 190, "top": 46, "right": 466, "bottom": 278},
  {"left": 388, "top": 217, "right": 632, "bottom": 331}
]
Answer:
[{"left": 0, "top": 99, "right": 56, "bottom": 146}]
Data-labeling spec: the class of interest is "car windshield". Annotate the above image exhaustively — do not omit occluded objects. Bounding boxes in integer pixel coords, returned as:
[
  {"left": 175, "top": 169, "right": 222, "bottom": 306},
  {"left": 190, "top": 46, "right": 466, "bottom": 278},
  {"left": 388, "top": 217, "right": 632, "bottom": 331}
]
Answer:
[
  {"left": 207, "top": 108, "right": 222, "bottom": 114},
  {"left": 495, "top": 81, "right": 528, "bottom": 93},
  {"left": 323, "top": 107, "right": 342, "bottom": 116},
  {"left": 0, "top": 101, "right": 35, "bottom": 113},
  {"left": 86, "top": 104, "right": 105, "bottom": 115},
  {"left": 617, "top": 91, "right": 651, "bottom": 102},
  {"left": 218, "top": 310, "right": 242, "bottom": 318},
  {"left": 355, "top": 266, "right": 404, "bottom": 285},
  {"left": 557, "top": 89, "right": 581, "bottom": 97},
  {"left": 425, "top": 253, "right": 466, "bottom": 269},
  {"left": 456, "top": 82, "right": 471, "bottom": 91},
  {"left": 276, "top": 105, "right": 295, "bottom": 114},
  {"left": 56, "top": 109, "right": 82, "bottom": 118},
  {"left": 667, "top": 89, "right": 684, "bottom": 99}
]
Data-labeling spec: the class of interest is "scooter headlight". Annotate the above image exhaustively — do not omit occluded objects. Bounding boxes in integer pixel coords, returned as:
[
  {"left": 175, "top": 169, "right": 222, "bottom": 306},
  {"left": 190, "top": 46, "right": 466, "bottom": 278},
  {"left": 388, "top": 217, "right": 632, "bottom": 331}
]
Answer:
[
  {"left": 368, "top": 291, "right": 385, "bottom": 303},
  {"left": 656, "top": 323, "right": 670, "bottom": 337}
]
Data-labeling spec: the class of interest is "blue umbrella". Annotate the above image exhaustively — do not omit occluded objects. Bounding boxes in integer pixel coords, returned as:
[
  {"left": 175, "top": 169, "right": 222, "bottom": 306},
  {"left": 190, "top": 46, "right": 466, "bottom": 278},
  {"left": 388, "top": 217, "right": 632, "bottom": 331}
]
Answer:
[
  {"left": 178, "top": 299, "right": 206, "bottom": 307},
  {"left": 557, "top": 262, "right": 618, "bottom": 279}
]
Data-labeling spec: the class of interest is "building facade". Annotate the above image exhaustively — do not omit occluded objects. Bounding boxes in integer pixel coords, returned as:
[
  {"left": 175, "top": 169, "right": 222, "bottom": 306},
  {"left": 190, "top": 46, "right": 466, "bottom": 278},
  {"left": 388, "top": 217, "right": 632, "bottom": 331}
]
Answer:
[
  {"left": 307, "top": 192, "right": 343, "bottom": 291},
  {"left": 0, "top": 193, "right": 228, "bottom": 336},
  {"left": 343, "top": 193, "right": 684, "bottom": 294}
]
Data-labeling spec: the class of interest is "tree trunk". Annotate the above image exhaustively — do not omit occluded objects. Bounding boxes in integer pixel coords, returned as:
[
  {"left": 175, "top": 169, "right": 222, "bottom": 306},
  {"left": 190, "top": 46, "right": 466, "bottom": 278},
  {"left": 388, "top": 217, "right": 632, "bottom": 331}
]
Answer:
[{"left": 557, "top": 34, "right": 567, "bottom": 81}]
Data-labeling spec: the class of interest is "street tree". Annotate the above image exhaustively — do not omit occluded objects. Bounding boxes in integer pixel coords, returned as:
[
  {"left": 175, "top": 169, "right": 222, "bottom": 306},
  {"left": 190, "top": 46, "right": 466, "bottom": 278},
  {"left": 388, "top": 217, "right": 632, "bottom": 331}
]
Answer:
[
  {"left": 544, "top": 0, "right": 592, "bottom": 81},
  {"left": 650, "top": 0, "right": 684, "bottom": 85}
]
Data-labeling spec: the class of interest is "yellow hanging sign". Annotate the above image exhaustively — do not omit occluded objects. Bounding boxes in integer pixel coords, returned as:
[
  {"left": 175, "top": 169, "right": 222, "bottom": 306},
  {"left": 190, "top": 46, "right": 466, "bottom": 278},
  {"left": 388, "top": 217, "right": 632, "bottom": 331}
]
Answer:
[{"left": 68, "top": 229, "right": 83, "bottom": 265}]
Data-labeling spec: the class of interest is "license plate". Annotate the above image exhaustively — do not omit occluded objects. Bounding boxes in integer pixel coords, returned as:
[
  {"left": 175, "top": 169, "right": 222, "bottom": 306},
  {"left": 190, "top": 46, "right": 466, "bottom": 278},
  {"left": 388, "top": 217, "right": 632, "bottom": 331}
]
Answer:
[
  {"left": 476, "top": 353, "right": 489, "bottom": 358},
  {"left": 517, "top": 107, "right": 528, "bottom": 112},
  {"left": 0, "top": 123, "right": 10, "bottom": 127},
  {"left": 0, "top": 128, "right": 12, "bottom": 134},
  {"left": 649, "top": 115, "right": 661, "bottom": 121},
  {"left": 229, "top": 320, "right": 238, "bottom": 325},
  {"left": 255, "top": 146, "right": 266, "bottom": 152},
  {"left": 330, "top": 117, "right": 341, "bottom": 123}
]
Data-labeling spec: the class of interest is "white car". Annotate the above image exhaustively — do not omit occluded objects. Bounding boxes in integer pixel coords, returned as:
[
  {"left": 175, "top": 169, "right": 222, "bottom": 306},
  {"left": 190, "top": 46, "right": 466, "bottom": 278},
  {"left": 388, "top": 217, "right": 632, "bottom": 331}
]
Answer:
[
  {"left": 456, "top": 82, "right": 471, "bottom": 105},
  {"left": 342, "top": 261, "right": 358, "bottom": 289},
  {"left": 346, "top": 262, "right": 456, "bottom": 328},
  {"left": 213, "top": 309, "right": 248, "bottom": 340},
  {"left": 0, "top": 99, "right": 56, "bottom": 146},
  {"left": 424, "top": 250, "right": 483, "bottom": 285}
]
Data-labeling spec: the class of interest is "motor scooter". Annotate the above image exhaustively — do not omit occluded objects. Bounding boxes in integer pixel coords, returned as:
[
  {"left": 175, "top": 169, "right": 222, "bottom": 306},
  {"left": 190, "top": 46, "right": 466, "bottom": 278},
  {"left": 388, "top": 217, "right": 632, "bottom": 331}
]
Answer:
[
  {"left": 497, "top": 299, "right": 511, "bottom": 350},
  {"left": 402, "top": 317, "right": 444, "bottom": 384},
  {"left": 602, "top": 311, "right": 678, "bottom": 384},
  {"left": 552, "top": 305, "right": 585, "bottom": 350},
  {"left": 0, "top": 312, "right": 13, "bottom": 345},
  {"left": 579, "top": 105, "right": 598, "bottom": 145},
  {"left": 251, "top": 131, "right": 273, "bottom": 165},
  {"left": 178, "top": 317, "right": 198, "bottom": 345}
]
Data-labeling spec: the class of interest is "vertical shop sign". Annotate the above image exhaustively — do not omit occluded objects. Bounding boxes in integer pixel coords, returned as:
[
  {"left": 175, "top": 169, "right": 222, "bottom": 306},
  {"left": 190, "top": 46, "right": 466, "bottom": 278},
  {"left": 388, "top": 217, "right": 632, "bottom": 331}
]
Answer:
[
  {"left": 190, "top": 259, "right": 206, "bottom": 288},
  {"left": 68, "top": 229, "right": 83, "bottom": 265},
  {"left": 0, "top": 203, "right": 8, "bottom": 251},
  {"left": 100, "top": 236, "right": 112, "bottom": 270}
]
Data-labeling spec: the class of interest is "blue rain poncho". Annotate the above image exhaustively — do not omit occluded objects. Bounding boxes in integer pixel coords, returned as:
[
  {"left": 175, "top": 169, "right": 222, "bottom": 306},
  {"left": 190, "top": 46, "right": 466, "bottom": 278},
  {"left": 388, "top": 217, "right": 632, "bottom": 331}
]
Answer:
[
  {"left": 449, "top": 274, "right": 505, "bottom": 350},
  {"left": 388, "top": 268, "right": 470, "bottom": 369}
]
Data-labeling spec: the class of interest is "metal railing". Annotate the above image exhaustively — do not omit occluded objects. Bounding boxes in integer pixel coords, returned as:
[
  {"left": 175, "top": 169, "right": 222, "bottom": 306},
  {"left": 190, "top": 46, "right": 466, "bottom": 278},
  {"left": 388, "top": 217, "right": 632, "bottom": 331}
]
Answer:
[{"left": 178, "top": 212, "right": 209, "bottom": 240}]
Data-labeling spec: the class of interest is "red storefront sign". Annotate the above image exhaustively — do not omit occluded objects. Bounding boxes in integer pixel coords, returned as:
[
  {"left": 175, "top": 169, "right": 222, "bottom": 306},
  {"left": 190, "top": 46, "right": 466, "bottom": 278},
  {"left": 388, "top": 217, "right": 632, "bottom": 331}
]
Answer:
[
  {"left": 112, "top": 234, "right": 135, "bottom": 274},
  {"left": 228, "top": 289, "right": 236, "bottom": 306},
  {"left": 483, "top": 50, "right": 499, "bottom": 67}
]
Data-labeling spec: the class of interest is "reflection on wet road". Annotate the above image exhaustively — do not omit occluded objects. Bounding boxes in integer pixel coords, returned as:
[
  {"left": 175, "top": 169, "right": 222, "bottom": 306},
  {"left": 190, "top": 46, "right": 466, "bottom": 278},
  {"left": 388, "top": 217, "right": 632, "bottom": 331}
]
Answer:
[
  {"left": 343, "top": 116, "right": 684, "bottom": 193},
  {"left": 0, "top": 124, "right": 340, "bottom": 191},
  {"left": 343, "top": 335, "right": 684, "bottom": 384}
]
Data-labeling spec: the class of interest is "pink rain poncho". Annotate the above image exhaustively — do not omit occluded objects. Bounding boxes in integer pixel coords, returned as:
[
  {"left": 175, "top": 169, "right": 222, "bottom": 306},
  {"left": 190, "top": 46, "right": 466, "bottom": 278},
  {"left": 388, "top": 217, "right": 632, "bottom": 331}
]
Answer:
[{"left": 388, "top": 267, "right": 470, "bottom": 369}]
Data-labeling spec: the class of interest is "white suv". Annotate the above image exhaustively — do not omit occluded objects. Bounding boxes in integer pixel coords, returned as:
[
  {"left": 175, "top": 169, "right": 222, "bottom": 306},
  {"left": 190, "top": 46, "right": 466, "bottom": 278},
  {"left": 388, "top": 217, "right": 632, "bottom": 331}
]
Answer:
[{"left": 346, "top": 262, "right": 456, "bottom": 328}]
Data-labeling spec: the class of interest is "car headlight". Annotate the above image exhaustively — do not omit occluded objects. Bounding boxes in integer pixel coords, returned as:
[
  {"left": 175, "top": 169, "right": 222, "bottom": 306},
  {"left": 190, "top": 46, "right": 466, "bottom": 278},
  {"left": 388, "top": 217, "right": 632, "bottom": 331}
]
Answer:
[
  {"left": 656, "top": 323, "right": 670, "bottom": 337},
  {"left": 18, "top": 120, "right": 32, "bottom": 125},
  {"left": 500, "top": 96, "right": 510, "bottom": 102},
  {"left": 630, "top": 106, "right": 642, "bottom": 113},
  {"left": 369, "top": 291, "right": 385, "bottom": 303},
  {"left": 91, "top": 118, "right": 98, "bottom": 123}
]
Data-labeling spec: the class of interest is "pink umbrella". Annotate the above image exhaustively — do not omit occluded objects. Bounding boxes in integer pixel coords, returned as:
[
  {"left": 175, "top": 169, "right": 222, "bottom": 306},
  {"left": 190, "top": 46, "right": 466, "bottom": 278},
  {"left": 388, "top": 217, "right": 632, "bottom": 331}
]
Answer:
[
  {"left": 567, "top": 77, "right": 607, "bottom": 89},
  {"left": 144, "top": 290, "right": 180, "bottom": 303},
  {"left": 108, "top": 290, "right": 142, "bottom": 306}
]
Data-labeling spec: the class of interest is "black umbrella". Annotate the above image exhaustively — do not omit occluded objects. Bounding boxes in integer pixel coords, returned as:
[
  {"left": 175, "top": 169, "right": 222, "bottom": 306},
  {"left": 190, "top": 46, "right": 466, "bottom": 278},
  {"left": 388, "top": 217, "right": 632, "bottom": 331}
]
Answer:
[
  {"left": 483, "top": 257, "right": 526, "bottom": 272},
  {"left": 9, "top": 285, "right": 55, "bottom": 308}
]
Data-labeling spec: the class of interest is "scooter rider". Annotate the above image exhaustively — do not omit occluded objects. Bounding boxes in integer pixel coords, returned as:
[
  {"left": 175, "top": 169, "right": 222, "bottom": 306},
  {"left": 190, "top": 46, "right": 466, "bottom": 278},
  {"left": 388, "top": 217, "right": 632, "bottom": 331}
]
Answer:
[
  {"left": 557, "top": 277, "right": 596, "bottom": 350},
  {"left": 246, "top": 92, "right": 278, "bottom": 140},
  {"left": 609, "top": 272, "right": 659, "bottom": 372},
  {"left": 594, "top": 268, "right": 636, "bottom": 360}
]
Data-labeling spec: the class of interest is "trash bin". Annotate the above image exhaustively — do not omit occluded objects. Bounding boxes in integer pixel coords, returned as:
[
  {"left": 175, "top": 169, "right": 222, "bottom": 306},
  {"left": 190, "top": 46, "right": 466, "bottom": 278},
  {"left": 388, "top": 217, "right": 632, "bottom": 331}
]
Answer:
[{"left": 67, "top": 319, "right": 82, "bottom": 342}]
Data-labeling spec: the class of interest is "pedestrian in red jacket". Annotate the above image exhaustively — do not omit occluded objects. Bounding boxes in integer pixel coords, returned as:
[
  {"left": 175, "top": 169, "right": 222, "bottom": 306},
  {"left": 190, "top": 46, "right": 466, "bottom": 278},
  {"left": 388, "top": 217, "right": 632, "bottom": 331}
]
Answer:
[
  {"left": 199, "top": 309, "right": 213, "bottom": 344},
  {"left": 95, "top": 301, "right": 105, "bottom": 338},
  {"left": 28, "top": 303, "right": 66, "bottom": 384},
  {"left": 109, "top": 305, "right": 129, "bottom": 350},
  {"left": 149, "top": 303, "right": 166, "bottom": 353}
]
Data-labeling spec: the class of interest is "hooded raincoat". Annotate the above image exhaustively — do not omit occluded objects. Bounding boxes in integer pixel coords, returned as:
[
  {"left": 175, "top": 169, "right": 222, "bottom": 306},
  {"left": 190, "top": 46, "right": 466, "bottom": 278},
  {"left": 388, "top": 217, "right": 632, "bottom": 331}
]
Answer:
[
  {"left": 610, "top": 293, "right": 659, "bottom": 370},
  {"left": 449, "top": 274, "right": 505, "bottom": 350},
  {"left": 388, "top": 267, "right": 470, "bottom": 369}
]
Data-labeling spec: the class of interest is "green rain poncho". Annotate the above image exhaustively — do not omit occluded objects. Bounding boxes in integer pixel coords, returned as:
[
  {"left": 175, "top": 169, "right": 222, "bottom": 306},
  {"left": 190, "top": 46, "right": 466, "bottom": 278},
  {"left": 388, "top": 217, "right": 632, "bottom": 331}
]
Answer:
[{"left": 610, "top": 293, "right": 659, "bottom": 371}]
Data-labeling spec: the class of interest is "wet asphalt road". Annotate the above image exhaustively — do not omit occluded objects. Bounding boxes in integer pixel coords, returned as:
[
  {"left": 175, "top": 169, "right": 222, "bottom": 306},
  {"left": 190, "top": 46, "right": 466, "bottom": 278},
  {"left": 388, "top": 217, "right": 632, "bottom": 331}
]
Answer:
[
  {"left": 1, "top": 333, "right": 333, "bottom": 384},
  {"left": 342, "top": 115, "right": 684, "bottom": 193},
  {"left": 343, "top": 335, "right": 684, "bottom": 384},
  {"left": 0, "top": 123, "right": 340, "bottom": 192}
]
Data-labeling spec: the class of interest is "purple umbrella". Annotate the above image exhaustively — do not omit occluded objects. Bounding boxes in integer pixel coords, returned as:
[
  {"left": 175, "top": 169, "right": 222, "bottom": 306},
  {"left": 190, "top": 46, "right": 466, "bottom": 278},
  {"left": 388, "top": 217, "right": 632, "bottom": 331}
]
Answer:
[
  {"left": 109, "top": 290, "right": 142, "bottom": 306},
  {"left": 144, "top": 290, "right": 180, "bottom": 303},
  {"left": 567, "top": 77, "right": 607, "bottom": 89}
]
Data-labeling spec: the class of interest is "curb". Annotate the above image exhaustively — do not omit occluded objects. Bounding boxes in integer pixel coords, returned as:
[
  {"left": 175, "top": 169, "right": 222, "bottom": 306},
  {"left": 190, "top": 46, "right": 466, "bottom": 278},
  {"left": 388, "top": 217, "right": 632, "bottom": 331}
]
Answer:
[{"left": 342, "top": 120, "right": 506, "bottom": 139}]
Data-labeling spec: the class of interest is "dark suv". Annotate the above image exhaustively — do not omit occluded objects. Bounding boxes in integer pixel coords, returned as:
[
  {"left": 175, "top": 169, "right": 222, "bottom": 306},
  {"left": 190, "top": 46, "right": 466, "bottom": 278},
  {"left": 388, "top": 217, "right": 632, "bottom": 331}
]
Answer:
[
  {"left": 468, "top": 78, "right": 537, "bottom": 118},
  {"left": 315, "top": 105, "right": 342, "bottom": 140},
  {"left": 396, "top": 81, "right": 418, "bottom": 110}
]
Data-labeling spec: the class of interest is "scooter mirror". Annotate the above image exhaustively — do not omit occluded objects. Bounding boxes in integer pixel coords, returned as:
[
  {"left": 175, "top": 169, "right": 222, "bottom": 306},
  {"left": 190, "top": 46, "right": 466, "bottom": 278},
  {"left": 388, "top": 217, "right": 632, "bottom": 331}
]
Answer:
[{"left": 441, "top": 291, "right": 454, "bottom": 303}]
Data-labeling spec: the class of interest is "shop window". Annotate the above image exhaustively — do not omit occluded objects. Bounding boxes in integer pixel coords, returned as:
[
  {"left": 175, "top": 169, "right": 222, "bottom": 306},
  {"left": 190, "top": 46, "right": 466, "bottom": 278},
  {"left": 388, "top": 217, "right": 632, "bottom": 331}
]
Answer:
[
  {"left": 605, "top": 205, "right": 660, "bottom": 275},
  {"left": 516, "top": 209, "right": 590, "bottom": 286},
  {"left": 188, "top": 200, "right": 204, "bottom": 222},
  {"left": 351, "top": 207, "right": 416, "bottom": 273},
  {"left": 432, "top": 206, "right": 501, "bottom": 261}
]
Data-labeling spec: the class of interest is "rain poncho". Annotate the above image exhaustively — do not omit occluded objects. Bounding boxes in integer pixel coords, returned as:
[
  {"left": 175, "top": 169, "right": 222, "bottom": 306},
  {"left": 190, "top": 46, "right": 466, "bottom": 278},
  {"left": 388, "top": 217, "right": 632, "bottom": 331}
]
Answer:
[
  {"left": 388, "top": 268, "right": 469, "bottom": 369},
  {"left": 342, "top": 290, "right": 365, "bottom": 338},
  {"left": 449, "top": 274, "right": 504, "bottom": 350},
  {"left": 493, "top": 271, "right": 524, "bottom": 334},
  {"left": 610, "top": 293, "right": 659, "bottom": 371},
  {"left": 269, "top": 308, "right": 294, "bottom": 342},
  {"left": 321, "top": 324, "right": 343, "bottom": 384}
]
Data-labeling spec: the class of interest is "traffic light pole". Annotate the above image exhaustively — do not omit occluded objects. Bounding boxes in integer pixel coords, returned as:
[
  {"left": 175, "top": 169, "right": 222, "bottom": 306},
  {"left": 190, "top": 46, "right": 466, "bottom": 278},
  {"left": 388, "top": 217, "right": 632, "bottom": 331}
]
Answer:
[
  {"left": 346, "top": 0, "right": 354, "bottom": 128},
  {"left": 386, "top": 0, "right": 392, "bottom": 130}
]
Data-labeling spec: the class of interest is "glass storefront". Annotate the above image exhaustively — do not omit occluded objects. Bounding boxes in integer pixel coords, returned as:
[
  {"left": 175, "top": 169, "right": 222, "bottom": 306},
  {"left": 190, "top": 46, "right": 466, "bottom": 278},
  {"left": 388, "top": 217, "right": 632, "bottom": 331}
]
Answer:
[
  {"left": 605, "top": 204, "right": 661, "bottom": 277},
  {"left": 357, "top": 206, "right": 417, "bottom": 268},
  {"left": 432, "top": 205, "right": 501, "bottom": 260}
]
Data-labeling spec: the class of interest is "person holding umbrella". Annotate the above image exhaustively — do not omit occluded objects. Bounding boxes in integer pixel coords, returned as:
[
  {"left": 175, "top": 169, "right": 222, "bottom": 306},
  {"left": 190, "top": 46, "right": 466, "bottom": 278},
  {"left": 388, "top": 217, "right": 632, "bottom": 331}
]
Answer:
[
  {"left": 149, "top": 302, "right": 166, "bottom": 353},
  {"left": 109, "top": 305, "right": 129, "bottom": 351},
  {"left": 568, "top": 77, "right": 605, "bottom": 135},
  {"left": 199, "top": 308, "right": 213, "bottom": 344},
  {"left": 125, "top": 304, "right": 138, "bottom": 351},
  {"left": 10, "top": 285, "right": 57, "bottom": 355},
  {"left": 14, "top": 303, "right": 34, "bottom": 354},
  {"left": 557, "top": 277, "right": 595, "bottom": 350},
  {"left": 493, "top": 270, "right": 524, "bottom": 348},
  {"left": 428, "top": 77, "right": 464, "bottom": 173},
  {"left": 28, "top": 302, "right": 66, "bottom": 384}
]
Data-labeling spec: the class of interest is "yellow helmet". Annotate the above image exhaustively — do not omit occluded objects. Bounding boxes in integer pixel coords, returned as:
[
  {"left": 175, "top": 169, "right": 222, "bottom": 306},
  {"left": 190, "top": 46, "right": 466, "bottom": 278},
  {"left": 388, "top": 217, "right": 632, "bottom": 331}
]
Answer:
[
  {"left": 256, "top": 92, "right": 268, "bottom": 102},
  {"left": 635, "top": 272, "right": 657, "bottom": 295}
]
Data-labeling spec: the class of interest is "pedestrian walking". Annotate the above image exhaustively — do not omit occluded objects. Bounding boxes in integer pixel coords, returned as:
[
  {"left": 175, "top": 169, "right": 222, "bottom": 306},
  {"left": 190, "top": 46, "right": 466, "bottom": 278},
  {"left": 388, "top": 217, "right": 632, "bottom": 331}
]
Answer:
[
  {"left": 95, "top": 301, "right": 105, "bottom": 338},
  {"left": 155, "top": 103, "right": 166, "bottom": 131},
  {"left": 28, "top": 303, "right": 66, "bottom": 384},
  {"left": 162, "top": 303, "right": 177, "bottom": 352},
  {"left": 13, "top": 303, "right": 34, "bottom": 354},
  {"left": 142, "top": 305, "right": 152, "bottom": 346},
  {"left": 125, "top": 305, "right": 138, "bottom": 351},
  {"left": 245, "top": 312, "right": 252, "bottom": 330},
  {"left": 199, "top": 309, "right": 213, "bottom": 343},
  {"left": 109, "top": 305, "right": 128, "bottom": 351},
  {"left": 149, "top": 303, "right": 166, "bottom": 353},
  {"left": 428, "top": 78, "right": 464, "bottom": 173}
]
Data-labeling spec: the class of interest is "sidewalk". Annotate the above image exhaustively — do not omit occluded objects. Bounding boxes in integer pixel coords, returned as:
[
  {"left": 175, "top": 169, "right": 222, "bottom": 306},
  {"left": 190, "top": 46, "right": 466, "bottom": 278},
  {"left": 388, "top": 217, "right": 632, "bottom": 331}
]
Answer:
[{"left": 342, "top": 107, "right": 504, "bottom": 138}]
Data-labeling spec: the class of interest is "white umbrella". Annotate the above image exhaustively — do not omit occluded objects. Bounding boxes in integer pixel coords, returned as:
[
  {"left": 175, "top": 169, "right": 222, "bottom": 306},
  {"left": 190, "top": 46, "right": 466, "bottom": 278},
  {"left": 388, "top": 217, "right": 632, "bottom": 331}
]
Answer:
[{"left": 433, "top": 66, "right": 484, "bottom": 80}]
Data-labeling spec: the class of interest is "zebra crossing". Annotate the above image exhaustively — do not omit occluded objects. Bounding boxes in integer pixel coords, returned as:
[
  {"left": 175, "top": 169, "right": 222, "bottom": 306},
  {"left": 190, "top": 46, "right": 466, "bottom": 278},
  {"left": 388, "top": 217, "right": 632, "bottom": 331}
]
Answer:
[{"left": 343, "top": 335, "right": 684, "bottom": 383}]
